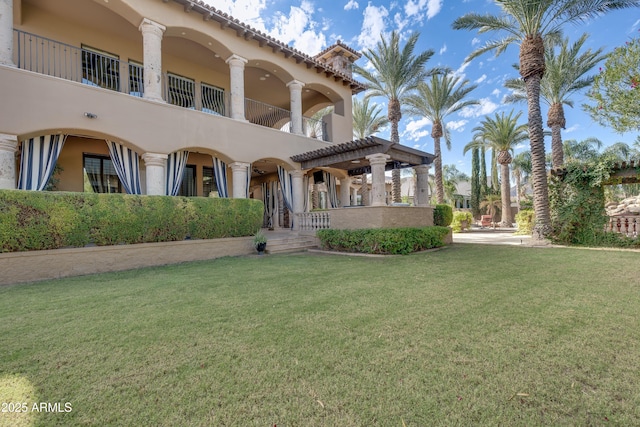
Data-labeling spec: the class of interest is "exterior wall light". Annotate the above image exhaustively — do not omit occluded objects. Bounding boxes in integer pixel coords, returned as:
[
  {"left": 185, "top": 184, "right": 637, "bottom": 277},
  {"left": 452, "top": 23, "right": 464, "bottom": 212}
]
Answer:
[{"left": 84, "top": 112, "right": 98, "bottom": 119}]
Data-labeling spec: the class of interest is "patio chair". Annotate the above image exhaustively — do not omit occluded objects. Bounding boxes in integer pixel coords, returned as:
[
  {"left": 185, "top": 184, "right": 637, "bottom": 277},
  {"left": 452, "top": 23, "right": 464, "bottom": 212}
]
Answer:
[{"left": 480, "top": 215, "right": 493, "bottom": 228}]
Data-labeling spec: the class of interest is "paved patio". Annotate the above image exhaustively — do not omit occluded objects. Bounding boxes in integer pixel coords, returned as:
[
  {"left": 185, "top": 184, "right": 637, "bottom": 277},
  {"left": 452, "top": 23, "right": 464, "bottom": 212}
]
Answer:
[{"left": 452, "top": 227, "right": 532, "bottom": 246}]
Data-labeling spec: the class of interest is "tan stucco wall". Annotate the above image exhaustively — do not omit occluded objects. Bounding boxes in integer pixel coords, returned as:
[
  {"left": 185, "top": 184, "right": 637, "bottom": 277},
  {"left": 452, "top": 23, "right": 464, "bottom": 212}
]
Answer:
[
  {"left": 0, "top": 237, "right": 255, "bottom": 286},
  {"left": 330, "top": 206, "right": 435, "bottom": 229}
]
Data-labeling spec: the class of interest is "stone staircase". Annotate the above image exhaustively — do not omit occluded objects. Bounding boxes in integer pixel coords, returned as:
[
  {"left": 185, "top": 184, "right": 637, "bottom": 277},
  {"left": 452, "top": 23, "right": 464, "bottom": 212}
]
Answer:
[{"left": 264, "top": 232, "right": 320, "bottom": 254}]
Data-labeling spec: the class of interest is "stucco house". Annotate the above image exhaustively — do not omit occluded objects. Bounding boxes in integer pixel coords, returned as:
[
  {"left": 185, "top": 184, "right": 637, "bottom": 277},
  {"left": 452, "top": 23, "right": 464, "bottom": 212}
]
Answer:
[{"left": 0, "top": 0, "right": 435, "bottom": 231}]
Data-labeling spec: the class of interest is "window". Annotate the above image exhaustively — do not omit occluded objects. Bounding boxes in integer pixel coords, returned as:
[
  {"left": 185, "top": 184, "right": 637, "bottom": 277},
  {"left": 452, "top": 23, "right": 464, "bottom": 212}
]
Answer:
[
  {"left": 166, "top": 72, "right": 195, "bottom": 108},
  {"left": 203, "top": 166, "right": 218, "bottom": 196},
  {"left": 81, "top": 45, "right": 120, "bottom": 91},
  {"left": 178, "top": 165, "right": 197, "bottom": 197},
  {"left": 83, "top": 154, "right": 122, "bottom": 193}
]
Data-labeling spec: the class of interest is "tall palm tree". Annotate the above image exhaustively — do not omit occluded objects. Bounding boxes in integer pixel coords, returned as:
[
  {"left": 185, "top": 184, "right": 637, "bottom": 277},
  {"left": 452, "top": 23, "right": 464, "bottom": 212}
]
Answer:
[
  {"left": 563, "top": 137, "right": 603, "bottom": 162},
  {"left": 511, "top": 151, "right": 532, "bottom": 209},
  {"left": 453, "top": 0, "right": 640, "bottom": 240},
  {"left": 405, "top": 73, "right": 479, "bottom": 203},
  {"left": 466, "top": 110, "right": 529, "bottom": 227},
  {"left": 353, "top": 30, "right": 436, "bottom": 203},
  {"left": 504, "top": 34, "right": 607, "bottom": 168},
  {"left": 352, "top": 97, "right": 389, "bottom": 139}
]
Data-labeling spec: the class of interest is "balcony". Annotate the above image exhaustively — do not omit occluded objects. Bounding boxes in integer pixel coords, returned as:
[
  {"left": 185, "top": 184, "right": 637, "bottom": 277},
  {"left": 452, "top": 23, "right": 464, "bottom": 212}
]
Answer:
[{"left": 12, "top": 29, "right": 327, "bottom": 141}]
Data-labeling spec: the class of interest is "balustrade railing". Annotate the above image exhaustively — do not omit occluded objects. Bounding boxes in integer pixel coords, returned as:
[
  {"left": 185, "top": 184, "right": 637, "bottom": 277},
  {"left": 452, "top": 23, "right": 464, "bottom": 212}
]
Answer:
[
  {"left": 297, "top": 211, "right": 331, "bottom": 231},
  {"left": 12, "top": 29, "right": 329, "bottom": 140},
  {"left": 605, "top": 216, "right": 639, "bottom": 237}
]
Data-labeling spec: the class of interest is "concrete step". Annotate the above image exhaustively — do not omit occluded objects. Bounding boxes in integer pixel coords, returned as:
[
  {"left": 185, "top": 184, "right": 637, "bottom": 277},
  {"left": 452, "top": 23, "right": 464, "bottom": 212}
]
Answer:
[{"left": 265, "top": 235, "right": 320, "bottom": 254}]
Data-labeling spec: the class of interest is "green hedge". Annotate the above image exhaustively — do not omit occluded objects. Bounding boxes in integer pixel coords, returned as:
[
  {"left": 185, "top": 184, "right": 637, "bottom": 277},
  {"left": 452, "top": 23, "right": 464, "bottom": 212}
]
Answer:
[
  {"left": 433, "top": 204, "right": 453, "bottom": 227},
  {"left": 0, "top": 190, "right": 263, "bottom": 252},
  {"left": 317, "top": 227, "right": 450, "bottom": 255},
  {"left": 451, "top": 211, "right": 473, "bottom": 233},
  {"left": 515, "top": 209, "right": 535, "bottom": 235}
]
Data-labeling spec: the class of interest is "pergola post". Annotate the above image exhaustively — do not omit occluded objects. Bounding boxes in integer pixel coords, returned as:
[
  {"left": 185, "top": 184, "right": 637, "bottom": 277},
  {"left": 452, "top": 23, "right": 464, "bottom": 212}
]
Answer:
[
  {"left": 366, "top": 153, "right": 390, "bottom": 207},
  {"left": 414, "top": 164, "right": 430, "bottom": 206}
]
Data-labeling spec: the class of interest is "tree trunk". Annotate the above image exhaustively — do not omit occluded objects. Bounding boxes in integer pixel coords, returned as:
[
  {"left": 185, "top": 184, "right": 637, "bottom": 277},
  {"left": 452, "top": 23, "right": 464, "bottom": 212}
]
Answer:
[
  {"left": 521, "top": 34, "right": 551, "bottom": 240},
  {"left": 524, "top": 73, "right": 551, "bottom": 240},
  {"left": 389, "top": 100, "right": 402, "bottom": 203},
  {"left": 500, "top": 162, "right": 513, "bottom": 227},
  {"left": 471, "top": 147, "right": 481, "bottom": 218},
  {"left": 548, "top": 103, "right": 566, "bottom": 169},
  {"left": 433, "top": 136, "right": 444, "bottom": 204}
]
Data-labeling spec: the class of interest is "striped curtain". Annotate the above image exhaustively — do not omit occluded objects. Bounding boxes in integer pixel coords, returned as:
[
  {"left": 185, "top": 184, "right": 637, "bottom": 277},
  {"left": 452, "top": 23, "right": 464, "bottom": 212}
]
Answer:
[
  {"left": 166, "top": 150, "right": 189, "bottom": 196},
  {"left": 277, "top": 165, "right": 293, "bottom": 213},
  {"left": 213, "top": 157, "right": 228, "bottom": 198},
  {"left": 107, "top": 141, "right": 142, "bottom": 194},
  {"left": 262, "top": 180, "right": 278, "bottom": 228},
  {"left": 323, "top": 171, "right": 339, "bottom": 208},
  {"left": 245, "top": 163, "right": 252, "bottom": 198},
  {"left": 17, "top": 134, "right": 67, "bottom": 191},
  {"left": 303, "top": 174, "right": 310, "bottom": 212}
]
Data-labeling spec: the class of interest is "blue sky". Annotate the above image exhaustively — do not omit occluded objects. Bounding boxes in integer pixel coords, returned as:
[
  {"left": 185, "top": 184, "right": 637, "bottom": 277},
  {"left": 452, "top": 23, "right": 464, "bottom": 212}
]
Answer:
[{"left": 207, "top": 0, "right": 640, "bottom": 175}]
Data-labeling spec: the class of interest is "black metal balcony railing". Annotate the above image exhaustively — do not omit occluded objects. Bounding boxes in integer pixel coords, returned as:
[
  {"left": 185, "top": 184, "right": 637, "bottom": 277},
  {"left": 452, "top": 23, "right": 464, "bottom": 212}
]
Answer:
[{"left": 12, "top": 29, "right": 327, "bottom": 140}]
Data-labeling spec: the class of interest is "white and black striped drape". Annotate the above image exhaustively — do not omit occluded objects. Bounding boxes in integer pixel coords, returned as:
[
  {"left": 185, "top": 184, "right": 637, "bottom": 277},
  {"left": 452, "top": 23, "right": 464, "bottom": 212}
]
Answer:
[
  {"left": 17, "top": 134, "right": 67, "bottom": 191},
  {"left": 277, "top": 166, "right": 293, "bottom": 213},
  {"left": 302, "top": 174, "right": 310, "bottom": 212},
  {"left": 323, "top": 171, "right": 339, "bottom": 208},
  {"left": 107, "top": 140, "right": 141, "bottom": 194},
  {"left": 166, "top": 150, "right": 189, "bottom": 196},
  {"left": 213, "top": 157, "right": 228, "bottom": 198},
  {"left": 245, "top": 163, "right": 252, "bottom": 198},
  {"left": 261, "top": 180, "right": 278, "bottom": 228}
]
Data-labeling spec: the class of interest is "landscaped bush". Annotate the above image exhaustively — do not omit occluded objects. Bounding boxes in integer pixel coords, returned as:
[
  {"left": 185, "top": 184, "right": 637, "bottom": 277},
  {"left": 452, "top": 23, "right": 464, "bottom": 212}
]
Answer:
[
  {"left": 514, "top": 209, "right": 534, "bottom": 235},
  {"left": 317, "top": 226, "right": 450, "bottom": 255},
  {"left": 0, "top": 190, "right": 263, "bottom": 252},
  {"left": 433, "top": 204, "right": 453, "bottom": 227},
  {"left": 451, "top": 211, "right": 473, "bottom": 233}
]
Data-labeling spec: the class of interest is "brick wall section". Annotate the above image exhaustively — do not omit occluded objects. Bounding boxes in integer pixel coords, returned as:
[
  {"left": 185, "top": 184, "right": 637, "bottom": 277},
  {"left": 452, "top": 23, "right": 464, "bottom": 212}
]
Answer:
[
  {"left": 330, "top": 206, "right": 435, "bottom": 229},
  {"left": 0, "top": 237, "right": 254, "bottom": 286}
]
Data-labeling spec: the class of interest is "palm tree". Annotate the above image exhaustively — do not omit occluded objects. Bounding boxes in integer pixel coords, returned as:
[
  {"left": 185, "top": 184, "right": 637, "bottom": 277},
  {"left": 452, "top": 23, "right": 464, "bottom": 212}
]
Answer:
[
  {"left": 453, "top": 0, "right": 640, "bottom": 240},
  {"left": 563, "top": 137, "right": 603, "bottom": 162},
  {"left": 353, "top": 30, "right": 437, "bottom": 203},
  {"left": 405, "top": 73, "right": 479, "bottom": 203},
  {"left": 504, "top": 34, "right": 607, "bottom": 168},
  {"left": 352, "top": 97, "right": 389, "bottom": 139},
  {"left": 441, "top": 164, "right": 469, "bottom": 205},
  {"left": 480, "top": 193, "right": 502, "bottom": 224},
  {"left": 466, "top": 110, "right": 529, "bottom": 227},
  {"left": 511, "top": 151, "right": 532, "bottom": 209}
]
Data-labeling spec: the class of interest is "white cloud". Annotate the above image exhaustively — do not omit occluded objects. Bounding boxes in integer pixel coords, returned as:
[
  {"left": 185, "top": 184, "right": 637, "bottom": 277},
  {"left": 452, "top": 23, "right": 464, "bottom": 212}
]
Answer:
[
  {"left": 344, "top": 0, "right": 359, "bottom": 11},
  {"left": 471, "top": 37, "right": 481, "bottom": 46},
  {"left": 565, "top": 124, "right": 579, "bottom": 133},
  {"left": 452, "top": 61, "right": 470, "bottom": 80},
  {"left": 202, "top": 0, "right": 267, "bottom": 31},
  {"left": 491, "top": 88, "right": 501, "bottom": 98},
  {"left": 358, "top": 3, "right": 389, "bottom": 50},
  {"left": 403, "top": 117, "right": 432, "bottom": 141},
  {"left": 447, "top": 120, "right": 468, "bottom": 132},
  {"left": 404, "top": 0, "right": 442, "bottom": 20},
  {"left": 439, "top": 44, "right": 447, "bottom": 55},
  {"left": 459, "top": 97, "right": 499, "bottom": 118},
  {"left": 474, "top": 74, "right": 487, "bottom": 84},
  {"left": 269, "top": 1, "right": 326, "bottom": 54}
]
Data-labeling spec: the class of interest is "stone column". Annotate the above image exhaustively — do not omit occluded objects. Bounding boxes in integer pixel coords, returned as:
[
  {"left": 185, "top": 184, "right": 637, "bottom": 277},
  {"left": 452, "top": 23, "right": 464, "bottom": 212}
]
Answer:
[
  {"left": 226, "top": 54, "right": 248, "bottom": 121},
  {"left": 0, "top": 134, "right": 17, "bottom": 189},
  {"left": 351, "top": 187, "right": 358, "bottom": 206},
  {"left": 229, "top": 161, "right": 250, "bottom": 198},
  {"left": 414, "top": 164, "right": 430, "bottom": 206},
  {"left": 139, "top": 18, "right": 166, "bottom": 103},
  {"left": 366, "top": 153, "right": 390, "bottom": 207},
  {"left": 286, "top": 80, "right": 304, "bottom": 135},
  {"left": 290, "top": 170, "right": 304, "bottom": 231},
  {"left": 360, "top": 174, "right": 369, "bottom": 206},
  {"left": 0, "top": 0, "right": 15, "bottom": 67},
  {"left": 339, "top": 176, "right": 352, "bottom": 207},
  {"left": 142, "top": 152, "right": 166, "bottom": 195}
]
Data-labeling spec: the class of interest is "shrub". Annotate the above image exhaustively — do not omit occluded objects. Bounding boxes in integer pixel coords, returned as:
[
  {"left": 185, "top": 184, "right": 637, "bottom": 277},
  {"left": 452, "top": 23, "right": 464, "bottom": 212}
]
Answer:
[
  {"left": 451, "top": 211, "right": 473, "bottom": 233},
  {"left": 317, "top": 227, "right": 450, "bottom": 255},
  {"left": 514, "top": 209, "right": 535, "bottom": 235},
  {"left": 0, "top": 190, "right": 263, "bottom": 252},
  {"left": 433, "top": 204, "right": 453, "bottom": 227}
]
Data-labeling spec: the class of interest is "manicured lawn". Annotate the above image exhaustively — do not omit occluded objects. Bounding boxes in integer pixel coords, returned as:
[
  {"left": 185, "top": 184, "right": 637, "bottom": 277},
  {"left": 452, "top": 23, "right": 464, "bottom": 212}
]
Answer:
[{"left": 1, "top": 244, "right": 639, "bottom": 426}]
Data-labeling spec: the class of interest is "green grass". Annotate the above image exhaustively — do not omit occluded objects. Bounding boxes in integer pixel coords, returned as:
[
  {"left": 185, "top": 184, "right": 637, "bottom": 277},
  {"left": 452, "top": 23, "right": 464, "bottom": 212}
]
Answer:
[{"left": 1, "top": 244, "right": 640, "bottom": 426}]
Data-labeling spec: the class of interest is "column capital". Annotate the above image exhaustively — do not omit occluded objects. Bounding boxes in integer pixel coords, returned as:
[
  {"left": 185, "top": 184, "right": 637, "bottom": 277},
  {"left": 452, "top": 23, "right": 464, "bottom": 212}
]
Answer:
[
  {"left": 414, "top": 164, "right": 430, "bottom": 173},
  {"left": 366, "top": 153, "right": 391, "bottom": 165},
  {"left": 141, "top": 152, "right": 167, "bottom": 167},
  {"left": 139, "top": 18, "right": 166, "bottom": 35},
  {"left": 289, "top": 169, "right": 305, "bottom": 179},
  {"left": 229, "top": 161, "right": 250, "bottom": 170},
  {"left": 0, "top": 134, "right": 18, "bottom": 152},
  {"left": 225, "top": 54, "right": 248, "bottom": 66},
  {"left": 286, "top": 79, "right": 305, "bottom": 89}
]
